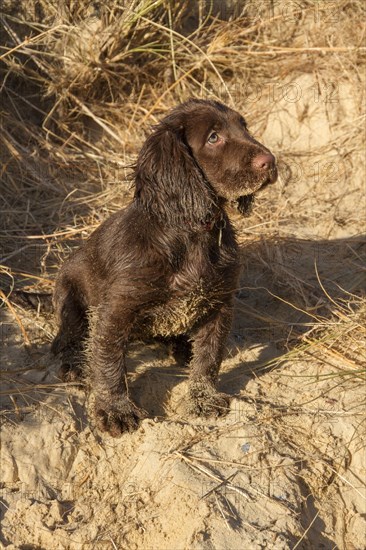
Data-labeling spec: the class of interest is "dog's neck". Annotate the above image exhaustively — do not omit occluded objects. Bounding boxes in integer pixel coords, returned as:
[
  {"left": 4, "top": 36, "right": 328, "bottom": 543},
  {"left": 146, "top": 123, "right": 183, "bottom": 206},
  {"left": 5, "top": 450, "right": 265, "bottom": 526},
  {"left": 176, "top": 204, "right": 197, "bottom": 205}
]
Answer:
[{"left": 183, "top": 198, "right": 226, "bottom": 231}]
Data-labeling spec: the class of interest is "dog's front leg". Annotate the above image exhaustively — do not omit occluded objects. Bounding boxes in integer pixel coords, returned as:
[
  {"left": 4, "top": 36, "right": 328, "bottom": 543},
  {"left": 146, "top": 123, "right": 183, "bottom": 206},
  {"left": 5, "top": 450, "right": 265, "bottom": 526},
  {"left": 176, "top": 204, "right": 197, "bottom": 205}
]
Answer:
[
  {"left": 89, "top": 305, "right": 146, "bottom": 437},
  {"left": 187, "top": 303, "right": 233, "bottom": 417}
]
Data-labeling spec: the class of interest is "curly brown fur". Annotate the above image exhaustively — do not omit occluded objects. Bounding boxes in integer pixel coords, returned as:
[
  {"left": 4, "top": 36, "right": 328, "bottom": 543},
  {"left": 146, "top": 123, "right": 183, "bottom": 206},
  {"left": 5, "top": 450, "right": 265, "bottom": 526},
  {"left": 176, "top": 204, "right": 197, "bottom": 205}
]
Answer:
[{"left": 52, "top": 99, "right": 277, "bottom": 437}]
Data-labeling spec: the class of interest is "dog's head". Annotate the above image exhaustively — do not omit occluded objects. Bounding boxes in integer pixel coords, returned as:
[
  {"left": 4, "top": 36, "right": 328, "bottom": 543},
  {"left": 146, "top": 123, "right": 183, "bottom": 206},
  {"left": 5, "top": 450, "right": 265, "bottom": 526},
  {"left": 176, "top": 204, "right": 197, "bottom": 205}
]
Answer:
[
  {"left": 135, "top": 99, "right": 277, "bottom": 221},
  {"left": 177, "top": 99, "right": 277, "bottom": 199}
]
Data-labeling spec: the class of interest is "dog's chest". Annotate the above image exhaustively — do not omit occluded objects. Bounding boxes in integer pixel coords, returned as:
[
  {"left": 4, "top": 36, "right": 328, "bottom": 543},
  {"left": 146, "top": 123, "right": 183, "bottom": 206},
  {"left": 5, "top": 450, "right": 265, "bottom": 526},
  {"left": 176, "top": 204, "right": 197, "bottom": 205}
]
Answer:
[
  {"left": 140, "top": 232, "right": 238, "bottom": 337},
  {"left": 148, "top": 275, "right": 214, "bottom": 337}
]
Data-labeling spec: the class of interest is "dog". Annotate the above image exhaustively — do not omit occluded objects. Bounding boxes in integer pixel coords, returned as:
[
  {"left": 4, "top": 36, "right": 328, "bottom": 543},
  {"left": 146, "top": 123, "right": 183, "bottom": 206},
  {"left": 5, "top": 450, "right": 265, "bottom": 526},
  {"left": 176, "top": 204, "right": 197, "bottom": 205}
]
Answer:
[{"left": 52, "top": 99, "right": 277, "bottom": 437}]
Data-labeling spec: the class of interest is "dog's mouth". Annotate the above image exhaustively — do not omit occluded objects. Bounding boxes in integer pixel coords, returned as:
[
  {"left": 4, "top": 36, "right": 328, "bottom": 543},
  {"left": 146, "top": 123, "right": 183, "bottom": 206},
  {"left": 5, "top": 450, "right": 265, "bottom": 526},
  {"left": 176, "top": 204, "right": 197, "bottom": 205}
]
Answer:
[
  {"left": 250, "top": 165, "right": 278, "bottom": 194},
  {"left": 261, "top": 166, "right": 278, "bottom": 188},
  {"left": 236, "top": 167, "right": 277, "bottom": 216}
]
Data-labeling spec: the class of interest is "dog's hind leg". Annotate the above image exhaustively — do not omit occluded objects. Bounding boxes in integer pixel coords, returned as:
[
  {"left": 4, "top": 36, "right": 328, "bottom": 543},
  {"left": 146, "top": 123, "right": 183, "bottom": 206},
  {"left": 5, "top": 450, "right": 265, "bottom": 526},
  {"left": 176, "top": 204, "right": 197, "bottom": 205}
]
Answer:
[
  {"left": 168, "top": 335, "right": 193, "bottom": 366},
  {"left": 52, "top": 273, "right": 88, "bottom": 382}
]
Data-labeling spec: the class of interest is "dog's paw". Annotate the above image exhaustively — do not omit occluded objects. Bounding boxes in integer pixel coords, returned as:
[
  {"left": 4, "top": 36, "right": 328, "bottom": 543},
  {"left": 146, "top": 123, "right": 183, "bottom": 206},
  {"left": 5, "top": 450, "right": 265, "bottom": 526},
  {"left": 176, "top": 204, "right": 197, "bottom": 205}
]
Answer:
[
  {"left": 94, "top": 398, "right": 147, "bottom": 437},
  {"left": 187, "top": 381, "right": 230, "bottom": 418}
]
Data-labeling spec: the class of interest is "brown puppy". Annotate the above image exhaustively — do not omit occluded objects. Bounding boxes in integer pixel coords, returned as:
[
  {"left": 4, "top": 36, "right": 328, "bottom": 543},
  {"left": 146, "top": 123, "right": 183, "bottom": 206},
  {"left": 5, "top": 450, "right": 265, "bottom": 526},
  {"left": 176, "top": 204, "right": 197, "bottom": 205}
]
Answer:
[{"left": 52, "top": 99, "right": 277, "bottom": 437}]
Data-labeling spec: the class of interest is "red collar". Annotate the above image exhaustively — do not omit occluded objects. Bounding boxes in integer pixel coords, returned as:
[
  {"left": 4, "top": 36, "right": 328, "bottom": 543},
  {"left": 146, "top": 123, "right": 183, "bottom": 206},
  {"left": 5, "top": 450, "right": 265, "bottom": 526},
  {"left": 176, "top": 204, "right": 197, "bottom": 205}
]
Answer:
[{"left": 200, "top": 210, "right": 223, "bottom": 231}]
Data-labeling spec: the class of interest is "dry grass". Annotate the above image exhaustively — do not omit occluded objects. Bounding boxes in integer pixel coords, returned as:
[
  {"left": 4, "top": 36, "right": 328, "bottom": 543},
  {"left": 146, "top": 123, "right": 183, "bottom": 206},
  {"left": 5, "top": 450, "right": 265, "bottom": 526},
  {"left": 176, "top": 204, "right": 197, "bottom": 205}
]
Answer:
[{"left": 0, "top": 2, "right": 365, "bottom": 545}]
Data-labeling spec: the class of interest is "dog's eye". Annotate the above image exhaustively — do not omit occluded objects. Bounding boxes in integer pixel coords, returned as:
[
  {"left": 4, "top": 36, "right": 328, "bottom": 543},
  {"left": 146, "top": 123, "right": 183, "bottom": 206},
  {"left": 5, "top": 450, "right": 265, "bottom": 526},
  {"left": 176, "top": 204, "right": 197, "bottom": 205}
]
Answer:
[{"left": 207, "top": 132, "right": 219, "bottom": 144}]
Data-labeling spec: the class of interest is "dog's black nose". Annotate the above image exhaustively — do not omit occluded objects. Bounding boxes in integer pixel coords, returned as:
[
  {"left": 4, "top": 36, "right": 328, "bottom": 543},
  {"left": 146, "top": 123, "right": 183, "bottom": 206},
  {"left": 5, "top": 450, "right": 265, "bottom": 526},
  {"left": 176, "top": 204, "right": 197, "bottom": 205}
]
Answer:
[{"left": 252, "top": 152, "right": 275, "bottom": 172}]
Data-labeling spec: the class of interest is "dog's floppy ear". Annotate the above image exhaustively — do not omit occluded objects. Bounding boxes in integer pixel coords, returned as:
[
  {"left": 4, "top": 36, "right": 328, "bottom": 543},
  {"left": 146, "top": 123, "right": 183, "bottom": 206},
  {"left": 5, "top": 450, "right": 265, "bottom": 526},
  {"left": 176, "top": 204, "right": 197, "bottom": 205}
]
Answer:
[{"left": 134, "top": 119, "right": 213, "bottom": 226}]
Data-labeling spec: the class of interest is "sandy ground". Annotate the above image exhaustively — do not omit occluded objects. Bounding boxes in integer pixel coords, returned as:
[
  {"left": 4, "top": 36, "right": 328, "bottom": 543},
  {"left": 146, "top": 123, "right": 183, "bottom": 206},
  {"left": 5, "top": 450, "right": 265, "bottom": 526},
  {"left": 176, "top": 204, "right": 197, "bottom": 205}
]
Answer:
[{"left": 1, "top": 74, "right": 365, "bottom": 549}]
